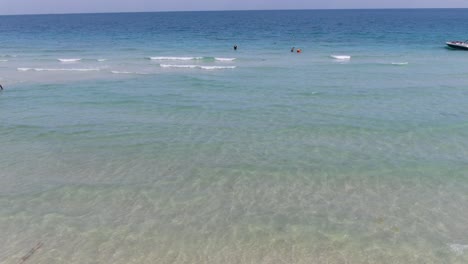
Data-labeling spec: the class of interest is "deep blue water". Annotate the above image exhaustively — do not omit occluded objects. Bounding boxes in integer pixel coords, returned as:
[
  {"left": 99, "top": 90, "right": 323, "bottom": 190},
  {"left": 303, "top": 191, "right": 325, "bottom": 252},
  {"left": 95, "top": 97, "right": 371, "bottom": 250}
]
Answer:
[{"left": 2, "top": 9, "right": 468, "bottom": 52}]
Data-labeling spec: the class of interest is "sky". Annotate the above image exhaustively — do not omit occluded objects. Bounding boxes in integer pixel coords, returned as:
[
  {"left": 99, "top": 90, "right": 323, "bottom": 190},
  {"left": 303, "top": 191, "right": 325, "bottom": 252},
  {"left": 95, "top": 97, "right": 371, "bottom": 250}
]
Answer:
[{"left": 1, "top": 0, "right": 468, "bottom": 15}]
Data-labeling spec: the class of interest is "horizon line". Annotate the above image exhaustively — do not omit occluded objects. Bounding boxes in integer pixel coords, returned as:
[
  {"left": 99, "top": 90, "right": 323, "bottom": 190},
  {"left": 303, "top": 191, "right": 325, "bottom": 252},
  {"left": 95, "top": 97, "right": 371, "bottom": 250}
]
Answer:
[{"left": 1, "top": 7, "right": 468, "bottom": 17}]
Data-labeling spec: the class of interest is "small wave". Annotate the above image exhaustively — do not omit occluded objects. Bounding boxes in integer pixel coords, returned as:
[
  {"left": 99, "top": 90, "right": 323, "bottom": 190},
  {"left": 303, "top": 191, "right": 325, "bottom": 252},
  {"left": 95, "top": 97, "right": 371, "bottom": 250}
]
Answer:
[
  {"left": 97, "top": 59, "right": 107, "bottom": 62},
  {"left": 0, "top": 60, "right": 8, "bottom": 62},
  {"left": 150, "top": 56, "right": 236, "bottom": 62},
  {"left": 331, "top": 55, "right": 351, "bottom": 60},
  {"left": 111, "top": 70, "right": 133, "bottom": 74},
  {"left": 18, "top": 67, "right": 100, "bottom": 72},
  {"left": 149, "top": 57, "right": 203, "bottom": 61},
  {"left": 111, "top": 70, "right": 149, "bottom": 75},
  {"left": 160, "top": 64, "right": 198, "bottom": 69},
  {"left": 391, "top": 62, "right": 409, "bottom": 66},
  {"left": 0, "top": 54, "right": 16, "bottom": 58},
  {"left": 215, "top": 57, "right": 236, "bottom": 61},
  {"left": 58, "top": 58, "right": 82, "bottom": 63},
  {"left": 200, "top": 66, "right": 236, "bottom": 70},
  {"left": 160, "top": 64, "right": 236, "bottom": 70}
]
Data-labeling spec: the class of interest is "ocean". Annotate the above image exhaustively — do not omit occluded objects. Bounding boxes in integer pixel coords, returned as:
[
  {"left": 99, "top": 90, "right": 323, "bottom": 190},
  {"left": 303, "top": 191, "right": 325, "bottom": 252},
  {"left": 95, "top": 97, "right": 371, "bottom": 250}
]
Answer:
[{"left": 1, "top": 9, "right": 468, "bottom": 263}]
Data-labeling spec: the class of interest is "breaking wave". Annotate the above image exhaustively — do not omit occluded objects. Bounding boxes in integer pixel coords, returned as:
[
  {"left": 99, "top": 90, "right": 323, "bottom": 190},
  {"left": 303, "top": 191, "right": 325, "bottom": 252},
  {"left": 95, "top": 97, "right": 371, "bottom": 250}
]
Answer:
[
  {"left": 58, "top": 58, "right": 82, "bottom": 62},
  {"left": 390, "top": 62, "right": 409, "bottom": 66},
  {"left": 111, "top": 70, "right": 133, "bottom": 74},
  {"left": 111, "top": 70, "right": 149, "bottom": 75},
  {"left": 160, "top": 64, "right": 236, "bottom": 70},
  {"left": 330, "top": 55, "right": 351, "bottom": 60},
  {"left": 215, "top": 57, "right": 236, "bottom": 61},
  {"left": 149, "top": 57, "right": 203, "bottom": 61},
  {"left": 149, "top": 56, "right": 236, "bottom": 62},
  {"left": 200, "top": 66, "right": 237, "bottom": 70}
]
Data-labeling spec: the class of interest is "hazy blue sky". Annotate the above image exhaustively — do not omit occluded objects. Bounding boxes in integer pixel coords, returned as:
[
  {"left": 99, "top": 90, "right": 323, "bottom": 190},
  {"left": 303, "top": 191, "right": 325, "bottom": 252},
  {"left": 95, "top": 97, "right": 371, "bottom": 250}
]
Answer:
[{"left": 1, "top": 0, "right": 468, "bottom": 15}]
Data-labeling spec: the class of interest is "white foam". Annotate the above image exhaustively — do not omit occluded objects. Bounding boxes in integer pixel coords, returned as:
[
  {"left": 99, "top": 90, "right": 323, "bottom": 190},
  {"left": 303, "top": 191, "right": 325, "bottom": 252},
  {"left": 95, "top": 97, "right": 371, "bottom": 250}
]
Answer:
[
  {"left": 18, "top": 67, "right": 100, "bottom": 72},
  {"left": 449, "top": 244, "right": 468, "bottom": 256},
  {"left": 160, "top": 64, "right": 236, "bottom": 70},
  {"left": 97, "top": 59, "right": 107, "bottom": 62},
  {"left": 111, "top": 70, "right": 148, "bottom": 75},
  {"left": 150, "top": 57, "right": 203, "bottom": 61},
  {"left": 111, "top": 71, "right": 132, "bottom": 74},
  {"left": 200, "top": 66, "right": 236, "bottom": 70},
  {"left": 0, "top": 60, "right": 8, "bottom": 62},
  {"left": 331, "top": 55, "right": 351, "bottom": 60},
  {"left": 215, "top": 57, "right": 236, "bottom": 61},
  {"left": 58, "top": 58, "right": 82, "bottom": 63},
  {"left": 391, "top": 62, "right": 409, "bottom": 66},
  {"left": 160, "top": 64, "right": 198, "bottom": 69}
]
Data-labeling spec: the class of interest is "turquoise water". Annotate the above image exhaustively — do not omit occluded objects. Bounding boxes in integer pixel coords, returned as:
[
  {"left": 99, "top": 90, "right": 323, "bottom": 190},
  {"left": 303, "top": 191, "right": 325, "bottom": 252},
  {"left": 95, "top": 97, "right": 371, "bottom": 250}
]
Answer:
[{"left": 1, "top": 9, "right": 468, "bottom": 263}]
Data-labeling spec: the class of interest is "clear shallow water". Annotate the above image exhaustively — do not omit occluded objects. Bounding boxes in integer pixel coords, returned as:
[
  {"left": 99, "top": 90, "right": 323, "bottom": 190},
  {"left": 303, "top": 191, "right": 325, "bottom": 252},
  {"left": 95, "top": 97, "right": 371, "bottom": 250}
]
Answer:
[{"left": 1, "top": 9, "right": 468, "bottom": 263}]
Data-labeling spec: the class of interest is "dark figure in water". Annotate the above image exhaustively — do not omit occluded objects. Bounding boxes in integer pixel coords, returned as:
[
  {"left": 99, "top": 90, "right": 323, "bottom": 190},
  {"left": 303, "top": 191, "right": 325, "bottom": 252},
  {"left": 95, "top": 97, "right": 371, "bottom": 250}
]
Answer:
[
  {"left": 0, "top": 84, "right": 3, "bottom": 90},
  {"left": 291, "top": 47, "right": 295, "bottom": 53},
  {"left": 233, "top": 45, "right": 238, "bottom": 51}
]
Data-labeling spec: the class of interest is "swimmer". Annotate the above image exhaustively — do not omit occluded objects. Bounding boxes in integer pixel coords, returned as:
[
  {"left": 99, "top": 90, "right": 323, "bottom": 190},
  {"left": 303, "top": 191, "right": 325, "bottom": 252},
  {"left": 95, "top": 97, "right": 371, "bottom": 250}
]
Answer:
[
  {"left": 291, "top": 47, "right": 295, "bottom": 53},
  {"left": 233, "top": 44, "right": 238, "bottom": 51},
  {"left": 297, "top": 49, "right": 302, "bottom": 53},
  {"left": 0, "top": 84, "right": 3, "bottom": 90}
]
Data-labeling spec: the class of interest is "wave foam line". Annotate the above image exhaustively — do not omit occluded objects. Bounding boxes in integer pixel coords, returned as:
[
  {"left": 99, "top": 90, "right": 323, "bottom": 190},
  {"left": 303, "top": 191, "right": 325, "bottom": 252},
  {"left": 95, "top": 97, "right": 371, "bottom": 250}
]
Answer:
[
  {"left": 111, "top": 70, "right": 133, "bottom": 74},
  {"left": 97, "top": 59, "right": 107, "bottom": 62},
  {"left": 111, "top": 70, "right": 149, "bottom": 75},
  {"left": 18, "top": 68, "right": 100, "bottom": 72},
  {"left": 331, "top": 55, "right": 351, "bottom": 60},
  {"left": 160, "top": 64, "right": 236, "bottom": 70},
  {"left": 215, "top": 57, "right": 236, "bottom": 61},
  {"left": 58, "top": 58, "right": 82, "bottom": 62},
  {"left": 201, "top": 66, "right": 236, "bottom": 70},
  {"left": 160, "top": 64, "right": 198, "bottom": 69},
  {"left": 0, "top": 60, "right": 8, "bottom": 62},
  {"left": 391, "top": 62, "right": 409, "bottom": 66},
  {"left": 149, "top": 57, "right": 203, "bottom": 61}
]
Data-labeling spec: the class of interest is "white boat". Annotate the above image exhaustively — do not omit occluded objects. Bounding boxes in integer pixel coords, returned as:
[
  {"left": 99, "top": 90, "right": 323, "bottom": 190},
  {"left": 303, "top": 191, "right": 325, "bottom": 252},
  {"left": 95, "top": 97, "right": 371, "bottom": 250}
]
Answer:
[{"left": 446, "top": 41, "right": 468, "bottom": 50}]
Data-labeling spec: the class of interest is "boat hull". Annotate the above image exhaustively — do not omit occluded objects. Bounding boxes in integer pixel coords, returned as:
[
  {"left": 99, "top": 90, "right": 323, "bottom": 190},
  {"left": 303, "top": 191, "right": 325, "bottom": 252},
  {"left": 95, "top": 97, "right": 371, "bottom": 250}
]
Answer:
[{"left": 446, "top": 42, "right": 468, "bottom": 50}]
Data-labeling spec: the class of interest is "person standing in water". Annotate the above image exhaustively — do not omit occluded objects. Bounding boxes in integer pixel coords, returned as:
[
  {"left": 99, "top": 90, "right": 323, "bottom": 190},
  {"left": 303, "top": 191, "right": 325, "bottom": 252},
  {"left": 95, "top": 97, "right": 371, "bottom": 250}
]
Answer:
[
  {"left": 233, "top": 44, "right": 238, "bottom": 51},
  {"left": 291, "top": 47, "right": 295, "bottom": 53},
  {"left": 0, "top": 84, "right": 3, "bottom": 90}
]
